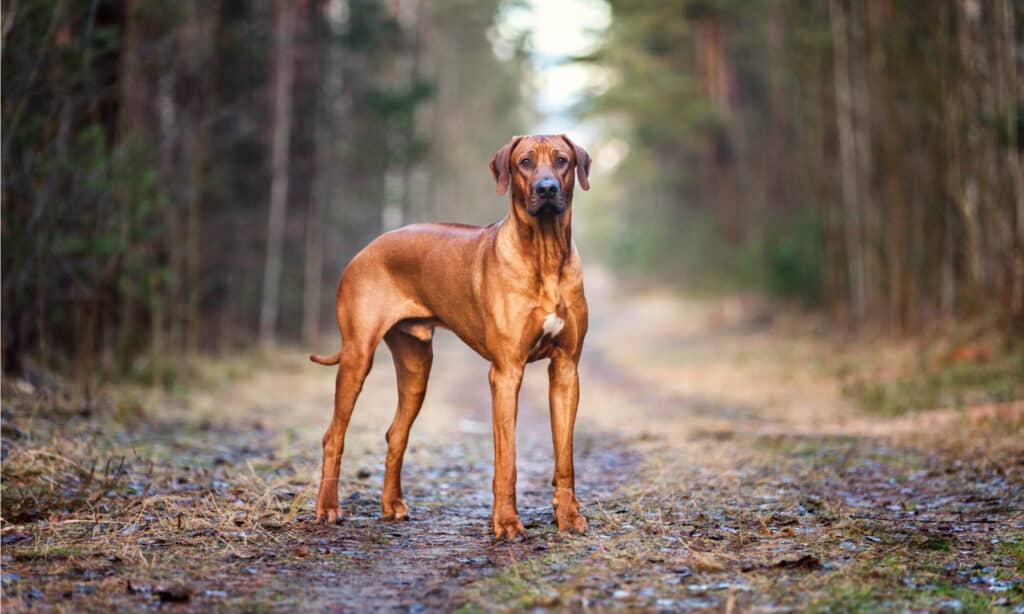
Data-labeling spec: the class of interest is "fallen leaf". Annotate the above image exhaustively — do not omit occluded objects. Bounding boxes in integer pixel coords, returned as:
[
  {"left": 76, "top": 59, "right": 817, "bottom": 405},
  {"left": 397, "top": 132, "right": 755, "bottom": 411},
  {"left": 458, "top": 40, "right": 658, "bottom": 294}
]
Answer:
[
  {"left": 688, "top": 550, "right": 725, "bottom": 572},
  {"left": 770, "top": 554, "right": 821, "bottom": 570},
  {"left": 157, "top": 584, "right": 193, "bottom": 603},
  {"left": 1, "top": 533, "right": 30, "bottom": 545},
  {"left": 945, "top": 344, "right": 993, "bottom": 365}
]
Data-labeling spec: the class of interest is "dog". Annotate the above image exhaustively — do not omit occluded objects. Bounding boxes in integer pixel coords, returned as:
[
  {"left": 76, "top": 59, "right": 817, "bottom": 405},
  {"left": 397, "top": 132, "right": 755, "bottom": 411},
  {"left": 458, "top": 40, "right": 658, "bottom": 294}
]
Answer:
[{"left": 310, "top": 134, "right": 591, "bottom": 540}]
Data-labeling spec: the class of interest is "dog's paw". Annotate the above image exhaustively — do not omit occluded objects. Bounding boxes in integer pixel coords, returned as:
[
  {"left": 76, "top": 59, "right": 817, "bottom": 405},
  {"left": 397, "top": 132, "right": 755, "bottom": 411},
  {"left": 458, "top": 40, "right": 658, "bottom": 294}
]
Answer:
[
  {"left": 315, "top": 503, "right": 342, "bottom": 524},
  {"left": 493, "top": 515, "right": 528, "bottom": 541},
  {"left": 552, "top": 488, "right": 588, "bottom": 534},
  {"left": 556, "top": 510, "right": 588, "bottom": 533},
  {"left": 381, "top": 498, "right": 410, "bottom": 521}
]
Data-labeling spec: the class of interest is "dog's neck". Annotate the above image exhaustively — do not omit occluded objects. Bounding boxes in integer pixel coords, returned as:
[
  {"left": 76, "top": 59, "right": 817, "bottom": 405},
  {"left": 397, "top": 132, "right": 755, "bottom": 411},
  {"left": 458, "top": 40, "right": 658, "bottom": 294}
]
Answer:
[{"left": 500, "top": 193, "right": 572, "bottom": 307}]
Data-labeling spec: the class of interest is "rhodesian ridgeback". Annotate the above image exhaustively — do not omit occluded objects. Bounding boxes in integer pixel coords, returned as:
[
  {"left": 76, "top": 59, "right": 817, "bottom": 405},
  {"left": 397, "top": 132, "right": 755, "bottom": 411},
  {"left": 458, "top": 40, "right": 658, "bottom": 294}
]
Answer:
[{"left": 310, "top": 134, "right": 591, "bottom": 540}]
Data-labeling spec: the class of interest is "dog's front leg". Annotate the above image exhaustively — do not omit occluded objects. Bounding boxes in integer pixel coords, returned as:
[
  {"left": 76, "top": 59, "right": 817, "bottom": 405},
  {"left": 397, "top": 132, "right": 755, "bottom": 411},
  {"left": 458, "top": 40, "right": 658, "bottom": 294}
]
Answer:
[
  {"left": 488, "top": 362, "right": 527, "bottom": 540},
  {"left": 549, "top": 353, "right": 587, "bottom": 533}
]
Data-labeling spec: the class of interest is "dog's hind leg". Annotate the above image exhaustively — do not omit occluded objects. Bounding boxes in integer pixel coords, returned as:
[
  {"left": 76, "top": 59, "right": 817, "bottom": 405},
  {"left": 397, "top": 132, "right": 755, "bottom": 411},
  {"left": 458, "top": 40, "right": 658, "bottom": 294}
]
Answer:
[
  {"left": 315, "top": 337, "right": 378, "bottom": 524},
  {"left": 380, "top": 326, "right": 434, "bottom": 520}
]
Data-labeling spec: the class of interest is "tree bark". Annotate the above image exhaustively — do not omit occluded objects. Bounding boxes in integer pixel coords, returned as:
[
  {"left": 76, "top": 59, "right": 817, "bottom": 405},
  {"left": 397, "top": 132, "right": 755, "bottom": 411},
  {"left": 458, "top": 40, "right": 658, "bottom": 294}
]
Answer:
[
  {"left": 866, "top": 0, "right": 912, "bottom": 330},
  {"left": 848, "top": 0, "right": 876, "bottom": 322},
  {"left": 302, "top": 1, "right": 326, "bottom": 349},
  {"left": 302, "top": 194, "right": 324, "bottom": 347},
  {"left": 185, "top": 1, "right": 219, "bottom": 354},
  {"left": 260, "top": 0, "right": 297, "bottom": 346},
  {"left": 829, "top": 0, "right": 867, "bottom": 324},
  {"left": 954, "top": 0, "right": 985, "bottom": 313},
  {"left": 996, "top": 0, "right": 1024, "bottom": 328}
]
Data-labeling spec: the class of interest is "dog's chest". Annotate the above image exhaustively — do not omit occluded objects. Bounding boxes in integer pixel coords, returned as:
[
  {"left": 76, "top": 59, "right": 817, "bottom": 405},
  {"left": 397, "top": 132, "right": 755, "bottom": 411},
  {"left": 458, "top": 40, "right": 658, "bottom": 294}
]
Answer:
[
  {"left": 527, "top": 310, "right": 564, "bottom": 361},
  {"left": 526, "top": 292, "right": 568, "bottom": 360},
  {"left": 534, "top": 278, "right": 567, "bottom": 338},
  {"left": 542, "top": 312, "right": 565, "bottom": 338}
]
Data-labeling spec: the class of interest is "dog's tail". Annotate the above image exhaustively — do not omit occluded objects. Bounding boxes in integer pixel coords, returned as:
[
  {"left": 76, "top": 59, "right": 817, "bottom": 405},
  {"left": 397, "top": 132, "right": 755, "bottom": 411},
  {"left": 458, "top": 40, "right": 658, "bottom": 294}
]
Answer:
[{"left": 309, "top": 351, "right": 341, "bottom": 366}]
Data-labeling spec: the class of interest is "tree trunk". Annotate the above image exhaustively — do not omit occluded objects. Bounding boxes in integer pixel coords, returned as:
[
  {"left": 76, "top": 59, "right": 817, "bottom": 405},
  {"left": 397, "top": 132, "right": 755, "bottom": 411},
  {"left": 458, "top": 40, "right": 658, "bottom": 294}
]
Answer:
[
  {"left": 302, "top": 2, "right": 327, "bottom": 348},
  {"left": 158, "top": 70, "right": 184, "bottom": 354},
  {"left": 302, "top": 190, "right": 324, "bottom": 347},
  {"left": 848, "top": 0, "right": 877, "bottom": 322},
  {"left": 996, "top": 0, "right": 1024, "bottom": 330},
  {"left": 866, "top": 0, "right": 911, "bottom": 331},
  {"left": 259, "top": 0, "right": 297, "bottom": 346},
  {"left": 185, "top": 1, "right": 219, "bottom": 354},
  {"left": 400, "top": 0, "right": 424, "bottom": 224},
  {"left": 829, "top": 0, "right": 867, "bottom": 324},
  {"left": 115, "top": 0, "right": 147, "bottom": 366},
  {"left": 954, "top": 0, "right": 985, "bottom": 313},
  {"left": 694, "top": 15, "right": 741, "bottom": 244}
]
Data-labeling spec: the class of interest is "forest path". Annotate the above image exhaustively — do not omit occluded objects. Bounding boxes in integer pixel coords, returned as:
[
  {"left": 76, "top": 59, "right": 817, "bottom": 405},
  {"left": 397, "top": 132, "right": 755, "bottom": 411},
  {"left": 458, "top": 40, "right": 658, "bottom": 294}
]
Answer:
[{"left": 3, "top": 271, "right": 1022, "bottom": 612}]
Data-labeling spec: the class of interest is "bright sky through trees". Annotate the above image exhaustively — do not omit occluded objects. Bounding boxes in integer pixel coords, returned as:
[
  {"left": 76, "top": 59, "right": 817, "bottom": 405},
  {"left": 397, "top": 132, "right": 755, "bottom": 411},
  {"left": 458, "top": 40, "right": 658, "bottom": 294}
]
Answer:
[{"left": 494, "top": 0, "right": 611, "bottom": 135}]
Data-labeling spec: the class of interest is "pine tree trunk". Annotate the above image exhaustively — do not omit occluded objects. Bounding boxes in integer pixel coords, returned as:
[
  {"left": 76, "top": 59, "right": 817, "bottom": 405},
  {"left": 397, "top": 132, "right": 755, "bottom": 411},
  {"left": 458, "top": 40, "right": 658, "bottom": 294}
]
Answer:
[
  {"left": 115, "top": 0, "right": 146, "bottom": 366},
  {"left": 996, "top": 0, "right": 1024, "bottom": 329},
  {"left": 302, "top": 2, "right": 327, "bottom": 348},
  {"left": 955, "top": 0, "right": 985, "bottom": 313},
  {"left": 829, "top": 0, "right": 867, "bottom": 324},
  {"left": 259, "top": 0, "right": 297, "bottom": 346},
  {"left": 185, "top": 1, "right": 219, "bottom": 354}
]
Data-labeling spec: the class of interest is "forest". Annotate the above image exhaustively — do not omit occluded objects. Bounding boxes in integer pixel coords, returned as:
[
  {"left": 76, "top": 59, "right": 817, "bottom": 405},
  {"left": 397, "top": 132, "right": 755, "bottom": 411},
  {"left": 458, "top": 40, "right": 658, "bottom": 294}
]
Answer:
[
  {"left": 2, "top": 1, "right": 1023, "bottom": 611},
  {"left": 582, "top": 0, "right": 1023, "bottom": 333},
  {"left": 3, "top": 0, "right": 1022, "bottom": 380},
  {"left": 3, "top": 0, "right": 529, "bottom": 380}
]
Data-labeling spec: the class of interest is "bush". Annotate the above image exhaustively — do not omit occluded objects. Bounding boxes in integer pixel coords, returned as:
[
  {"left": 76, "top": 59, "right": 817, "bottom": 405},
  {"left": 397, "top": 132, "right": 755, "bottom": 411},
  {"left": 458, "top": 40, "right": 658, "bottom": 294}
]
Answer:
[{"left": 741, "top": 212, "right": 824, "bottom": 304}]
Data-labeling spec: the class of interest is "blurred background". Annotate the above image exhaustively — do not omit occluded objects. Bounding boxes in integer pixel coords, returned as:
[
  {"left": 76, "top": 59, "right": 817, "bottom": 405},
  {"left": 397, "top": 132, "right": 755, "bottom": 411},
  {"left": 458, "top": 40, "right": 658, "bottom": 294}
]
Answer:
[{"left": 3, "top": 0, "right": 1022, "bottom": 382}]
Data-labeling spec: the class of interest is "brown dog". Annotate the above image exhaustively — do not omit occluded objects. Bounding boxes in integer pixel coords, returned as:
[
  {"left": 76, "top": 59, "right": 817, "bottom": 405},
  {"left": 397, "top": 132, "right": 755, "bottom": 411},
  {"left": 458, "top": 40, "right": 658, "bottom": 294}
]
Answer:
[{"left": 310, "top": 134, "right": 591, "bottom": 539}]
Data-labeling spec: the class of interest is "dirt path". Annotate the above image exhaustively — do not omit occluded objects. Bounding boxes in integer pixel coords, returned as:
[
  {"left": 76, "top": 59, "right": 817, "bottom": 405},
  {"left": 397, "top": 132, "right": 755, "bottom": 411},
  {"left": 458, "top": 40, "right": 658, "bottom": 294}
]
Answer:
[
  {"left": 282, "top": 343, "right": 642, "bottom": 612},
  {"left": 3, "top": 271, "right": 1022, "bottom": 611}
]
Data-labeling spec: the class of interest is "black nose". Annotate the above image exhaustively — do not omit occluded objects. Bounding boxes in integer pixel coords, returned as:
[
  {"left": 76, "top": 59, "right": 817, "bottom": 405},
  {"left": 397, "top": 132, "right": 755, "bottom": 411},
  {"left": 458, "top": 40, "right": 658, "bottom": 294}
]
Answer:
[{"left": 534, "top": 179, "right": 559, "bottom": 198}]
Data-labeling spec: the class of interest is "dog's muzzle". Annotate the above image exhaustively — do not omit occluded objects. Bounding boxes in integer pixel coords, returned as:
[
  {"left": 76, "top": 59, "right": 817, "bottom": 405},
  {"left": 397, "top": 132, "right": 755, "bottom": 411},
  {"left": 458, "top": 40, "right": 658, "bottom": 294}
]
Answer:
[
  {"left": 529, "top": 178, "right": 565, "bottom": 216},
  {"left": 529, "top": 200, "right": 566, "bottom": 216}
]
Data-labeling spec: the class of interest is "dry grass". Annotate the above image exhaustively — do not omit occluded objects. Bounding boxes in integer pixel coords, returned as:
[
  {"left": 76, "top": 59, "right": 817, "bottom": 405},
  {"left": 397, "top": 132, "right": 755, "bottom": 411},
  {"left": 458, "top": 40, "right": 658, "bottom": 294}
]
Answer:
[{"left": 0, "top": 374, "right": 328, "bottom": 611}]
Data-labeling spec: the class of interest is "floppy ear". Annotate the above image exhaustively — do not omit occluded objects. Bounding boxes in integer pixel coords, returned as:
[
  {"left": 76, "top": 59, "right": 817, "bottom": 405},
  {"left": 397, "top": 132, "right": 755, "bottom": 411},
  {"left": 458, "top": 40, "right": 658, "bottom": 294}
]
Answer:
[
  {"left": 561, "top": 134, "right": 591, "bottom": 191},
  {"left": 489, "top": 136, "right": 523, "bottom": 195}
]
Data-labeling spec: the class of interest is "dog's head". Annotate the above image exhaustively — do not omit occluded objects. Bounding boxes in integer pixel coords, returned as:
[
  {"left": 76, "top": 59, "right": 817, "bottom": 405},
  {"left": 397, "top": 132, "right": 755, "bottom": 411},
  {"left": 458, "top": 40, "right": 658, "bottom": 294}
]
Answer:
[{"left": 489, "top": 134, "right": 591, "bottom": 217}]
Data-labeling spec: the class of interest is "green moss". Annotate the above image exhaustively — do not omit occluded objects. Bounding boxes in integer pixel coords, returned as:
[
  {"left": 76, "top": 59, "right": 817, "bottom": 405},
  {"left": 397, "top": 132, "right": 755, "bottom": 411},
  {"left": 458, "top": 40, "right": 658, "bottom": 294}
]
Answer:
[
  {"left": 996, "top": 540, "right": 1024, "bottom": 574},
  {"left": 816, "top": 583, "right": 882, "bottom": 612},
  {"left": 458, "top": 549, "right": 584, "bottom": 611},
  {"left": 923, "top": 583, "right": 1002, "bottom": 612},
  {"left": 450, "top": 605, "right": 489, "bottom": 614},
  {"left": 916, "top": 536, "right": 951, "bottom": 552}
]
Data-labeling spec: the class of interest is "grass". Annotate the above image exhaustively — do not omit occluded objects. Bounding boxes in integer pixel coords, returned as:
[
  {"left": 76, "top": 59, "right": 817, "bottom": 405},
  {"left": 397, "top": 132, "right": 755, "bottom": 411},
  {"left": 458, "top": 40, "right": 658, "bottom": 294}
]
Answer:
[
  {"left": 813, "top": 555, "right": 1022, "bottom": 613},
  {"left": 0, "top": 374, "right": 330, "bottom": 611},
  {"left": 916, "top": 535, "right": 952, "bottom": 552},
  {"left": 455, "top": 545, "right": 597, "bottom": 611},
  {"left": 805, "top": 531, "right": 1023, "bottom": 611},
  {"left": 997, "top": 540, "right": 1024, "bottom": 575},
  {"left": 841, "top": 348, "right": 1024, "bottom": 416}
]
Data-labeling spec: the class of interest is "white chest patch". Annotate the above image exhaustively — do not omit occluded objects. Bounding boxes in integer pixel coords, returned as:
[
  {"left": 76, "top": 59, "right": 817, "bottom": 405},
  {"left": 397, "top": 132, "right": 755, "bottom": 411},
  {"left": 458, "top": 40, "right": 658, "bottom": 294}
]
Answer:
[{"left": 542, "top": 313, "right": 565, "bottom": 337}]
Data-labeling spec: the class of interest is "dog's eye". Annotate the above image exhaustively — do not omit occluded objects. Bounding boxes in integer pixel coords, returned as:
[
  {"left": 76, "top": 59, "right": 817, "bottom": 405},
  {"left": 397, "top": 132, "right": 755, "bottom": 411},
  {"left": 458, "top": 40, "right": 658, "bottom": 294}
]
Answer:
[
  {"left": 518, "top": 158, "right": 533, "bottom": 169},
  {"left": 556, "top": 156, "right": 569, "bottom": 167}
]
